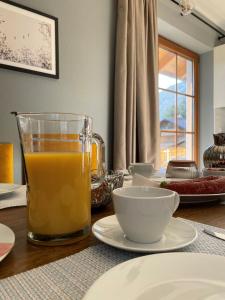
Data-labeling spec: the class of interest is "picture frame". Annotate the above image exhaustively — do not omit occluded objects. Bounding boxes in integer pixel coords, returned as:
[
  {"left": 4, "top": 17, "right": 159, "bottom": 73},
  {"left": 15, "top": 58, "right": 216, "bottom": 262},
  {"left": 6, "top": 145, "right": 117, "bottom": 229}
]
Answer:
[{"left": 0, "top": 0, "right": 59, "bottom": 79}]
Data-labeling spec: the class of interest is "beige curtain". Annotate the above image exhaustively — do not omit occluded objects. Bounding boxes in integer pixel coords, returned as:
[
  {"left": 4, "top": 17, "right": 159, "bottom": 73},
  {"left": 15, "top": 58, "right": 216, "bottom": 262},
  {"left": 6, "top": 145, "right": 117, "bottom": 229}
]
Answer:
[{"left": 113, "top": 0, "right": 160, "bottom": 170}]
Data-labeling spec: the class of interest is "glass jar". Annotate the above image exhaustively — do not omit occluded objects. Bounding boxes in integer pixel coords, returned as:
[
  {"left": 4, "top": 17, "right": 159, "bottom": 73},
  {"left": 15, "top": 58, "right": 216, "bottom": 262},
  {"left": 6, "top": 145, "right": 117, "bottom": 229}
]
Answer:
[
  {"left": 203, "top": 133, "right": 225, "bottom": 168},
  {"left": 15, "top": 113, "right": 92, "bottom": 246}
]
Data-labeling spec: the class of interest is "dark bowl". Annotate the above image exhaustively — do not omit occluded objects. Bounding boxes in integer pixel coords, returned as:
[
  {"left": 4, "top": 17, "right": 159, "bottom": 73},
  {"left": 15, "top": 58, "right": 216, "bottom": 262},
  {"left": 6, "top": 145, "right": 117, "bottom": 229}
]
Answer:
[{"left": 91, "top": 171, "right": 124, "bottom": 209}]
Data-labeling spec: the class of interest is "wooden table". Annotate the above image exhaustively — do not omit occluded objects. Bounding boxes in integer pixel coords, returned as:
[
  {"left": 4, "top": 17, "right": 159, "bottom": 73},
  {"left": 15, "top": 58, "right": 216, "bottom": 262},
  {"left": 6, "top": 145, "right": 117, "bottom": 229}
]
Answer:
[{"left": 1, "top": 202, "right": 225, "bottom": 280}]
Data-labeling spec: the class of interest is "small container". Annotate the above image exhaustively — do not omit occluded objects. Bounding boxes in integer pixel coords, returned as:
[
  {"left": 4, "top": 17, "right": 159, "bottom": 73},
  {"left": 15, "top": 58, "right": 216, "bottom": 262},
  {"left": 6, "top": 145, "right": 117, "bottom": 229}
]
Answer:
[
  {"left": 91, "top": 171, "right": 124, "bottom": 209},
  {"left": 203, "top": 133, "right": 225, "bottom": 168},
  {"left": 166, "top": 160, "right": 199, "bottom": 179}
]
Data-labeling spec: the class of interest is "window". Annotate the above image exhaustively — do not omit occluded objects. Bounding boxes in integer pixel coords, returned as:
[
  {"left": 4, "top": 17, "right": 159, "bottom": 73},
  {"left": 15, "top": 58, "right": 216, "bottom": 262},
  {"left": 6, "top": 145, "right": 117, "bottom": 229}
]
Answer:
[{"left": 158, "top": 36, "right": 199, "bottom": 169}]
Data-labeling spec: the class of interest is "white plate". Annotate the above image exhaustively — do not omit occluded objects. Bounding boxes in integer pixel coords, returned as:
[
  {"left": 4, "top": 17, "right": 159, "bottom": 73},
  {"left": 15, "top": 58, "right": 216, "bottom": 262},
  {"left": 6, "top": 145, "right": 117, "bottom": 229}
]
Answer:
[
  {"left": 83, "top": 253, "right": 225, "bottom": 300},
  {"left": 0, "top": 183, "right": 21, "bottom": 196},
  {"left": 150, "top": 178, "right": 225, "bottom": 204},
  {"left": 0, "top": 223, "right": 15, "bottom": 262},
  {"left": 203, "top": 168, "right": 225, "bottom": 177},
  {"left": 151, "top": 177, "right": 189, "bottom": 183},
  {"left": 92, "top": 215, "right": 197, "bottom": 253},
  {"left": 180, "top": 192, "right": 225, "bottom": 204}
]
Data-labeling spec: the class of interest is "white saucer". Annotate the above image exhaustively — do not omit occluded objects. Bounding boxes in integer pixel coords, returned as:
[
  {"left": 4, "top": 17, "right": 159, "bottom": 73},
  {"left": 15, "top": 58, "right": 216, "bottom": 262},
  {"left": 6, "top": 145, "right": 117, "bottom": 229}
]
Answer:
[
  {"left": 0, "top": 223, "right": 15, "bottom": 262},
  {"left": 92, "top": 215, "right": 197, "bottom": 253},
  {"left": 0, "top": 183, "right": 21, "bottom": 196},
  {"left": 83, "top": 253, "right": 225, "bottom": 300}
]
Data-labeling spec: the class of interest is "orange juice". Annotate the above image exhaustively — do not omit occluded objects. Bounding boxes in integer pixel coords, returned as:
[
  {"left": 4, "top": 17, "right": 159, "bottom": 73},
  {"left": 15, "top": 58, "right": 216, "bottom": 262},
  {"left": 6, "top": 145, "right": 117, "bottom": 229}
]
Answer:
[
  {"left": 24, "top": 152, "right": 91, "bottom": 236},
  {"left": 0, "top": 143, "right": 14, "bottom": 183},
  {"left": 23, "top": 133, "right": 101, "bottom": 174},
  {"left": 91, "top": 143, "right": 98, "bottom": 172}
]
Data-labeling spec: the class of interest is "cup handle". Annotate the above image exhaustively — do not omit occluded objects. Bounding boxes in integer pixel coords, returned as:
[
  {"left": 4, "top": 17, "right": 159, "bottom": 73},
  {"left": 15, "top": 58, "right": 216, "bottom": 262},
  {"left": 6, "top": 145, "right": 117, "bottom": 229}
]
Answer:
[
  {"left": 128, "top": 166, "right": 133, "bottom": 175},
  {"left": 173, "top": 192, "right": 180, "bottom": 213}
]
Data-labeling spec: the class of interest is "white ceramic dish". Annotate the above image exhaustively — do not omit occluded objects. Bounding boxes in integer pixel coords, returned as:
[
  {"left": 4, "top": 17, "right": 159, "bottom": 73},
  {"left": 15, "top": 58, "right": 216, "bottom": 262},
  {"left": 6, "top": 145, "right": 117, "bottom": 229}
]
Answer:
[
  {"left": 0, "top": 183, "right": 21, "bottom": 196},
  {"left": 92, "top": 215, "right": 197, "bottom": 253},
  {"left": 150, "top": 178, "right": 225, "bottom": 204},
  {"left": 203, "top": 168, "right": 225, "bottom": 177},
  {"left": 83, "top": 253, "right": 225, "bottom": 300},
  {"left": 150, "top": 177, "right": 189, "bottom": 183},
  {"left": 112, "top": 186, "right": 179, "bottom": 244},
  {"left": 0, "top": 223, "right": 15, "bottom": 262},
  {"left": 180, "top": 192, "right": 225, "bottom": 204},
  {"left": 128, "top": 163, "right": 156, "bottom": 178}
]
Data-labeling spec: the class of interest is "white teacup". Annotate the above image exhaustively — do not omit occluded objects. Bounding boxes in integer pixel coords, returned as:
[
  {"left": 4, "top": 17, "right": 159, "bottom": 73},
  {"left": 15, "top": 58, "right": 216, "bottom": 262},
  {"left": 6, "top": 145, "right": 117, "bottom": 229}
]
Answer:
[
  {"left": 112, "top": 186, "right": 180, "bottom": 244},
  {"left": 128, "top": 163, "right": 155, "bottom": 178}
]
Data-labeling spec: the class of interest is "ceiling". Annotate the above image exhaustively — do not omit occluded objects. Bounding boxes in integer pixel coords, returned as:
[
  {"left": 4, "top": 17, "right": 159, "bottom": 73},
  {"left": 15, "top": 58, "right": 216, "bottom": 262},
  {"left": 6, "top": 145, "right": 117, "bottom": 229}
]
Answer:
[
  {"left": 194, "top": 0, "right": 225, "bottom": 31},
  {"left": 159, "top": 48, "right": 187, "bottom": 78},
  {"left": 158, "top": 0, "right": 225, "bottom": 54}
]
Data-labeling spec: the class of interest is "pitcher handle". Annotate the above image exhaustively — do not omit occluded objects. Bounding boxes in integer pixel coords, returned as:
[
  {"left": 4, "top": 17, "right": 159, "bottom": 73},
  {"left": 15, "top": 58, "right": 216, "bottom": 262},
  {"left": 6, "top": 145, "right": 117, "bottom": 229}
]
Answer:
[
  {"left": 91, "top": 133, "right": 105, "bottom": 189},
  {"left": 92, "top": 133, "right": 105, "bottom": 173}
]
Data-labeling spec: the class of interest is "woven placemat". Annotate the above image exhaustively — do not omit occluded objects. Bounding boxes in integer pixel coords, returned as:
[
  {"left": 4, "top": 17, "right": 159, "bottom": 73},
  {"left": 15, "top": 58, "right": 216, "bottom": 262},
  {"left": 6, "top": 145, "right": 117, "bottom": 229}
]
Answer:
[{"left": 0, "top": 218, "right": 225, "bottom": 300}]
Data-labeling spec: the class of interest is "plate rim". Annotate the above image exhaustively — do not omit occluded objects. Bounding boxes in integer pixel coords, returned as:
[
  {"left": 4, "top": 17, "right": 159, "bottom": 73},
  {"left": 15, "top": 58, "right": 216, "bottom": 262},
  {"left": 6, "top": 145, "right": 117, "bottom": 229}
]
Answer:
[
  {"left": 0, "top": 183, "right": 22, "bottom": 195},
  {"left": 151, "top": 178, "right": 225, "bottom": 198},
  {"left": 180, "top": 192, "right": 225, "bottom": 197},
  {"left": 83, "top": 252, "right": 225, "bottom": 300},
  {"left": 0, "top": 223, "right": 15, "bottom": 262},
  {"left": 92, "top": 215, "right": 198, "bottom": 253}
]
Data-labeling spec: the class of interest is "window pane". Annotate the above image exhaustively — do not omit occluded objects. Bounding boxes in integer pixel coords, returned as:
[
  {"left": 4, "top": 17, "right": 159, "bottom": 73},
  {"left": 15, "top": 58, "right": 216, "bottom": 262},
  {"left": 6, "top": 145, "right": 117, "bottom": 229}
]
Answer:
[
  {"left": 160, "top": 132, "right": 176, "bottom": 168},
  {"left": 159, "top": 48, "right": 176, "bottom": 91},
  {"left": 177, "top": 133, "right": 194, "bottom": 160},
  {"left": 177, "top": 95, "right": 194, "bottom": 132},
  {"left": 159, "top": 90, "right": 176, "bottom": 130},
  {"left": 177, "top": 56, "right": 193, "bottom": 95}
]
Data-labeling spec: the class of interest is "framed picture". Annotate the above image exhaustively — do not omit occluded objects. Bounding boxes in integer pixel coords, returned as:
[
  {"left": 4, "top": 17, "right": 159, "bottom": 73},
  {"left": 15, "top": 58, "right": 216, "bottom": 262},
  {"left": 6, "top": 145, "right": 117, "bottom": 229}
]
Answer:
[{"left": 0, "top": 0, "right": 59, "bottom": 78}]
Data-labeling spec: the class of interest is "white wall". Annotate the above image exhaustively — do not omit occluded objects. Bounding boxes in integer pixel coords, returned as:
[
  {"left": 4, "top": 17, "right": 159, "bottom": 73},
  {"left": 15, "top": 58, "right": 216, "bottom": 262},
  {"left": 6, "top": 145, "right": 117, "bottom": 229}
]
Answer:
[
  {"left": 158, "top": 0, "right": 220, "bottom": 166},
  {"left": 0, "top": 0, "right": 116, "bottom": 183},
  {"left": 158, "top": 0, "right": 219, "bottom": 54},
  {"left": 199, "top": 51, "right": 214, "bottom": 167},
  {"left": 213, "top": 44, "right": 225, "bottom": 134},
  {"left": 214, "top": 44, "right": 225, "bottom": 108},
  {"left": 199, "top": 39, "right": 225, "bottom": 162},
  {"left": 215, "top": 107, "right": 225, "bottom": 133}
]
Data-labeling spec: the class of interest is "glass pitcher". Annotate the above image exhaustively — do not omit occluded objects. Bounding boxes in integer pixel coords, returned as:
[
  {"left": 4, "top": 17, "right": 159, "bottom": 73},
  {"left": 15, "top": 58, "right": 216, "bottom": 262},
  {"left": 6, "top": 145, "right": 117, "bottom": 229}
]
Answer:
[{"left": 15, "top": 113, "right": 92, "bottom": 246}]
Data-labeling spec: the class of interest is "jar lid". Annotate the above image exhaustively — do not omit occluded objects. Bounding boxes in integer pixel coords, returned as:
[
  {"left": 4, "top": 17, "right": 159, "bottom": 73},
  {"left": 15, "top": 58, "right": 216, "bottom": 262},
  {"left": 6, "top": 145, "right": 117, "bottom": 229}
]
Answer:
[
  {"left": 213, "top": 133, "right": 225, "bottom": 146},
  {"left": 168, "top": 160, "right": 196, "bottom": 167}
]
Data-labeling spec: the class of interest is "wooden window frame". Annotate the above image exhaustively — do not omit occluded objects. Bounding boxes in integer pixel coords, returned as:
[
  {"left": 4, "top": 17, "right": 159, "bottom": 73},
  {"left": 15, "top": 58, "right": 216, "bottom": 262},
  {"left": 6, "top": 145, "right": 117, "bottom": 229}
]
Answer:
[{"left": 159, "top": 36, "right": 200, "bottom": 165}]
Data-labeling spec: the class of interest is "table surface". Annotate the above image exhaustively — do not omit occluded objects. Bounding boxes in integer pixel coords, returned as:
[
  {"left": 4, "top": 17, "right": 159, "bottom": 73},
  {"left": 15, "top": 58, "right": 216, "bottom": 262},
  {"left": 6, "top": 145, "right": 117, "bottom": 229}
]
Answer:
[{"left": 1, "top": 202, "right": 225, "bottom": 280}]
